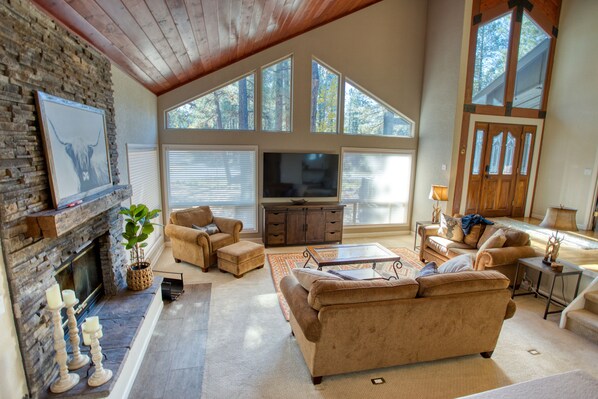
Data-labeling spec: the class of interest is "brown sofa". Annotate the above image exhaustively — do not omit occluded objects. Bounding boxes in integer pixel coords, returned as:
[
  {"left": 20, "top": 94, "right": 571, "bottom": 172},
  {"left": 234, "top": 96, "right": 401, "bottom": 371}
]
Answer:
[
  {"left": 164, "top": 206, "right": 243, "bottom": 272},
  {"left": 419, "top": 222, "right": 538, "bottom": 284},
  {"left": 281, "top": 270, "right": 516, "bottom": 384}
]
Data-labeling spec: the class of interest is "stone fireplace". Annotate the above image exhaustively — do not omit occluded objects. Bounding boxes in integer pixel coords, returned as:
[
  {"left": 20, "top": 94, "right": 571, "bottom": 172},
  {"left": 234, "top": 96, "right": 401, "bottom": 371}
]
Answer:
[{"left": 0, "top": 1, "right": 137, "bottom": 397}]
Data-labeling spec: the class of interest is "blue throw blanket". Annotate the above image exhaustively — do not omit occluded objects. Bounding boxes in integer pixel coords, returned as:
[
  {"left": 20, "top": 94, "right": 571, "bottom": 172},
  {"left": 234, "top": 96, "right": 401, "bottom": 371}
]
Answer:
[{"left": 461, "top": 214, "right": 494, "bottom": 235}]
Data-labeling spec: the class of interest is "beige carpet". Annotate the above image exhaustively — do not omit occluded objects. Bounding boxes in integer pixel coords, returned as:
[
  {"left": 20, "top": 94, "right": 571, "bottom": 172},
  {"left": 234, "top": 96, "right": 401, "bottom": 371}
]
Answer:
[{"left": 153, "top": 245, "right": 598, "bottom": 399}]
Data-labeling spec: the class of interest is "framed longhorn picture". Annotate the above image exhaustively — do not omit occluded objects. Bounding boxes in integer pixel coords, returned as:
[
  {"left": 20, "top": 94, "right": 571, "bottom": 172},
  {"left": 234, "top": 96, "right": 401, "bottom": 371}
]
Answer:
[{"left": 35, "top": 91, "right": 112, "bottom": 209}]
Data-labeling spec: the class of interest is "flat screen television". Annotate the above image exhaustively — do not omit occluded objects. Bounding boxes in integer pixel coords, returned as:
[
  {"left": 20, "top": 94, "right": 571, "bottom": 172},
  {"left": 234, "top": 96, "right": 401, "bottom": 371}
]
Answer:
[{"left": 263, "top": 152, "right": 339, "bottom": 198}]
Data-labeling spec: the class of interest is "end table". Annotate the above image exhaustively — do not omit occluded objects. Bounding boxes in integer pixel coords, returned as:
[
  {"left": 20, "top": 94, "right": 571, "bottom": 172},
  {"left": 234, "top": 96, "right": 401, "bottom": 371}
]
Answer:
[{"left": 511, "top": 257, "right": 583, "bottom": 319}]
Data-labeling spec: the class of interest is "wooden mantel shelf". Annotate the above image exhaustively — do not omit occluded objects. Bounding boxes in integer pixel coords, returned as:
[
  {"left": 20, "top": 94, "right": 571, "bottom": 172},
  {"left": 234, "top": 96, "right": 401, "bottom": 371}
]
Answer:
[{"left": 27, "top": 185, "right": 132, "bottom": 239}]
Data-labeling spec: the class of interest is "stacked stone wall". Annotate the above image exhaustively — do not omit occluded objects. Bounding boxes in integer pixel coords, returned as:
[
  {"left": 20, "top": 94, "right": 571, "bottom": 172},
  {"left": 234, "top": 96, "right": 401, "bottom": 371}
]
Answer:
[{"left": 0, "top": 1, "right": 125, "bottom": 396}]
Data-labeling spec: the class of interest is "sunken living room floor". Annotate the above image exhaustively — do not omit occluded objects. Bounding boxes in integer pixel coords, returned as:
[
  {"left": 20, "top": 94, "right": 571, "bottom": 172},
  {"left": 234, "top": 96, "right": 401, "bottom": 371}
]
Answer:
[{"left": 129, "top": 233, "right": 598, "bottom": 399}]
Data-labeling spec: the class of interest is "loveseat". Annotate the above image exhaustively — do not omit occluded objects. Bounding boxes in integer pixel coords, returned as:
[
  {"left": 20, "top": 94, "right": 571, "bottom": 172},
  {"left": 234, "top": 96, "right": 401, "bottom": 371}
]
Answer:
[
  {"left": 281, "top": 269, "right": 516, "bottom": 384},
  {"left": 164, "top": 206, "right": 243, "bottom": 272},
  {"left": 419, "top": 219, "right": 537, "bottom": 284}
]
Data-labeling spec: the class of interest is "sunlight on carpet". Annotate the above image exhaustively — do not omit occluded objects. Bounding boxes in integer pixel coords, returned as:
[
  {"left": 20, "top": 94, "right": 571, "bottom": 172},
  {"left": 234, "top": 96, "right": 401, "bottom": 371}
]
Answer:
[{"left": 267, "top": 247, "right": 424, "bottom": 320}]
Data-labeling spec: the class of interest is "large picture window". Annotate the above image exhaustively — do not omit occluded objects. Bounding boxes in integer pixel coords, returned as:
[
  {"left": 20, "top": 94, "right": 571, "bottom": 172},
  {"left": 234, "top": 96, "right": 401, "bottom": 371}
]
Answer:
[
  {"left": 164, "top": 146, "right": 257, "bottom": 231},
  {"left": 261, "top": 56, "right": 292, "bottom": 132},
  {"left": 341, "top": 150, "right": 413, "bottom": 226},
  {"left": 166, "top": 74, "right": 255, "bottom": 130}
]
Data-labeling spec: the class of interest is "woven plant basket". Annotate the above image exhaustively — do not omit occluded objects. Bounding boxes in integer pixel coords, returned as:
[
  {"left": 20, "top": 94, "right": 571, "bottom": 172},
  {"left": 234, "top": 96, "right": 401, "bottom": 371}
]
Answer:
[{"left": 127, "top": 261, "right": 153, "bottom": 291}]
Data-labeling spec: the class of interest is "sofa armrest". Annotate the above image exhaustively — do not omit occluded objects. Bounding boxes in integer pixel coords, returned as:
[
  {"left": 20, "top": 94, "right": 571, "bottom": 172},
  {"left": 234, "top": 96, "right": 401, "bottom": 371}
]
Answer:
[
  {"left": 165, "top": 223, "right": 210, "bottom": 246},
  {"left": 280, "top": 275, "right": 321, "bottom": 342},
  {"left": 213, "top": 217, "right": 243, "bottom": 240},
  {"left": 420, "top": 224, "right": 440, "bottom": 238},
  {"left": 475, "top": 246, "right": 538, "bottom": 270}
]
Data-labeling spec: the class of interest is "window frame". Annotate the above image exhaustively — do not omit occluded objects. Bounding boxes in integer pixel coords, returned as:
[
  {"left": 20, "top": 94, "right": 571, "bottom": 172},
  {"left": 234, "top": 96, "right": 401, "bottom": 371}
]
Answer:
[
  {"left": 162, "top": 144, "right": 259, "bottom": 233},
  {"left": 340, "top": 147, "right": 415, "bottom": 228},
  {"left": 260, "top": 54, "right": 294, "bottom": 133},
  {"left": 164, "top": 71, "right": 257, "bottom": 131},
  {"left": 465, "top": 2, "right": 558, "bottom": 118},
  {"left": 310, "top": 57, "right": 341, "bottom": 134},
  {"left": 342, "top": 78, "right": 415, "bottom": 138}
]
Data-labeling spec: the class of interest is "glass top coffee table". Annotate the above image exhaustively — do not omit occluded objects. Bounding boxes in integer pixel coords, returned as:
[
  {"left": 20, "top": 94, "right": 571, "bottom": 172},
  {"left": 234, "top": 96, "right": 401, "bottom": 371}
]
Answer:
[{"left": 303, "top": 243, "right": 403, "bottom": 279}]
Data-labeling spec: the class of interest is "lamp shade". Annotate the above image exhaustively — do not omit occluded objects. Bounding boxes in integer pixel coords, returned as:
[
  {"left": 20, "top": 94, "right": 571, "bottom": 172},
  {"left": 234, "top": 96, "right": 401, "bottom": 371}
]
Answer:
[
  {"left": 539, "top": 206, "right": 578, "bottom": 232},
  {"left": 429, "top": 185, "right": 448, "bottom": 201}
]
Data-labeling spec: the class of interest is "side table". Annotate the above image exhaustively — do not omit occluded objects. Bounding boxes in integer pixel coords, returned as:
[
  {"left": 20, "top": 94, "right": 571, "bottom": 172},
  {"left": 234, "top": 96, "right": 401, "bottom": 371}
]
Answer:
[
  {"left": 414, "top": 221, "right": 435, "bottom": 251},
  {"left": 511, "top": 257, "right": 583, "bottom": 319}
]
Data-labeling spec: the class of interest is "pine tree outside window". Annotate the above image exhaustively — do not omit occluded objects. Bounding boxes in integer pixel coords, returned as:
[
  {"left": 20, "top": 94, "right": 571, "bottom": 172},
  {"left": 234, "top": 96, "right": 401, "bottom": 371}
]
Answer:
[
  {"left": 311, "top": 59, "right": 339, "bottom": 134},
  {"left": 261, "top": 56, "right": 292, "bottom": 132}
]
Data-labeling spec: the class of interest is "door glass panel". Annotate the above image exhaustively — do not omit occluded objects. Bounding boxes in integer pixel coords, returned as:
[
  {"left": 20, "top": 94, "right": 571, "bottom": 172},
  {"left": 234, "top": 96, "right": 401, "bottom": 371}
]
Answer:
[
  {"left": 472, "top": 129, "right": 484, "bottom": 175},
  {"left": 472, "top": 13, "right": 512, "bottom": 106},
  {"left": 503, "top": 132, "right": 516, "bottom": 175},
  {"left": 513, "top": 14, "right": 550, "bottom": 109},
  {"left": 520, "top": 132, "right": 533, "bottom": 175},
  {"left": 489, "top": 132, "right": 503, "bottom": 175}
]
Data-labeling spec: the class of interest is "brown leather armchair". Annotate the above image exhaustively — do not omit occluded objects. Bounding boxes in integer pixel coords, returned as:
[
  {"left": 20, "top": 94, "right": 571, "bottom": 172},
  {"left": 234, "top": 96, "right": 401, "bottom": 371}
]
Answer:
[{"left": 164, "top": 206, "right": 243, "bottom": 272}]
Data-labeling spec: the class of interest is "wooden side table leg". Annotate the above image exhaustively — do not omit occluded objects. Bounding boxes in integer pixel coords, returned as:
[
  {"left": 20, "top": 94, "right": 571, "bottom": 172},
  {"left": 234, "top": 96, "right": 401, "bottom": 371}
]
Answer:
[{"left": 544, "top": 276, "right": 557, "bottom": 319}]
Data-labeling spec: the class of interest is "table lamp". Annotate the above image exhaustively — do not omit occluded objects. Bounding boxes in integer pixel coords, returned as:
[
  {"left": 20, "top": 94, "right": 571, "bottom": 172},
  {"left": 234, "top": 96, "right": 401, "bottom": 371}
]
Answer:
[
  {"left": 539, "top": 205, "right": 578, "bottom": 265},
  {"left": 429, "top": 185, "right": 448, "bottom": 224}
]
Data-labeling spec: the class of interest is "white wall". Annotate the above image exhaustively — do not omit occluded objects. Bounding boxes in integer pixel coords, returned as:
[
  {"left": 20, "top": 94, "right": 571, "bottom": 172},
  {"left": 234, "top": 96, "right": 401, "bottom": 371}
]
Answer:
[
  {"left": 157, "top": 0, "right": 428, "bottom": 233},
  {"left": 112, "top": 65, "right": 159, "bottom": 185},
  {"left": 0, "top": 244, "right": 28, "bottom": 399},
  {"left": 532, "top": 0, "right": 598, "bottom": 228},
  {"left": 412, "top": 0, "right": 466, "bottom": 227}
]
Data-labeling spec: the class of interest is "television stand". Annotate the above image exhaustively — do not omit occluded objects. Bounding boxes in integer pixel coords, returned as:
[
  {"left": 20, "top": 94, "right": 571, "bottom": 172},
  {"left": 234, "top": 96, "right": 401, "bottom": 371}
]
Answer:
[{"left": 261, "top": 202, "right": 345, "bottom": 247}]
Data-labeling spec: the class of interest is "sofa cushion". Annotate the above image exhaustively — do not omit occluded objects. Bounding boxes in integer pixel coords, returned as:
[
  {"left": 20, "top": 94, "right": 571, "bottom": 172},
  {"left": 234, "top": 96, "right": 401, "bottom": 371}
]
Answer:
[
  {"left": 426, "top": 236, "right": 472, "bottom": 257},
  {"left": 463, "top": 224, "right": 485, "bottom": 247},
  {"left": 307, "top": 278, "right": 419, "bottom": 310},
  {"left": 209, "top": 233, "right": 235, "bottom": 252},
  {"left": 437, "top": 254, "right": 474, "bottom": 273},
  {"left": 478, "top": 228, "right": 507, "bottom": 251},
  {"left": 448, "top": 247, "right": 478, "bottom": 257},
  {"left": 292, "top": 268, "right": 341, "bottom": 291},
  {"left": 417, "top": 270, "right": 510, "bottom": 297},
  {"left": 438, "top": 214, "right": 464, "bottom": 242}
]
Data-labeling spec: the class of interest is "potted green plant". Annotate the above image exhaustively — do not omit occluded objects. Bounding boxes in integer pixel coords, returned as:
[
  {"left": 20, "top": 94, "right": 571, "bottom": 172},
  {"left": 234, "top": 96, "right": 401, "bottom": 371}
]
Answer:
[{"left": 120, "top": 204, "right": 161, "bottom": 291}]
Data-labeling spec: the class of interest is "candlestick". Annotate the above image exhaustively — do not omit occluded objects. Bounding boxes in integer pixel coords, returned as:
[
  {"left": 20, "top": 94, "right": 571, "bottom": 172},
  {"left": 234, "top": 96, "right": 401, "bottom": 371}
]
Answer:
[
  {"left": 45, "top": 284, "right": 62, "bottom": 309},
  {"left": 86, "top": 316, "right": 100, "bottom": 330},
  {"left": 62, "top": 290, "right": 77, "bottom": 307},
  {"left": 82, "top": 322, "right": 103, "bottom": 346},
  {"left": 64, "top": 298, "right": 90, "bottom": 370},
  {"left": 48, "top": 303, "right": 79, "bottom": 393},
  {"left": 83, "top": 324, "right": 112, "bottom": 387}
]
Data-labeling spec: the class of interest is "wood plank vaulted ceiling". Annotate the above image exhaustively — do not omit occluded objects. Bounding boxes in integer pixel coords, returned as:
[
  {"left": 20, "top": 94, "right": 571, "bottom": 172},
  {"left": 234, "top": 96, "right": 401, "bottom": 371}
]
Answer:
[{"left": 32, "top": 0, "right": 382, "bottom": 95}]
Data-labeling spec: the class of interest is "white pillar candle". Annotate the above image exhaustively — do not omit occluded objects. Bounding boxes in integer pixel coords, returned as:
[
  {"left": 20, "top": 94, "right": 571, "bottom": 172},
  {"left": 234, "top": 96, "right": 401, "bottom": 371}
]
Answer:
[
  {"left": 45, "top": 284, "right": 62, "bottom": 309},
  {"left": 82, "top": 324, "right": 103, "bottom": 346},
  {"left": 86, "top": 316, "right": 100, "bottom": 331},
  {"left": 62, "top": 290, "right": 77, "bottom": 307}
]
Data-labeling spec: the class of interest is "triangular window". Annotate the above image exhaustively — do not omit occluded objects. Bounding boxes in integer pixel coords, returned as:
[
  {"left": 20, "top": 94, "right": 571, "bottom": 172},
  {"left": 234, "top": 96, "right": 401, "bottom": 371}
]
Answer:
[
  {"left": 343, "top": 81, "right": 413, "bottom": 137},
  {"left": 311, "top": 60, "right": 339, "bottom": 133},
  {"left": 166, "top": 73, "right": 255, "bottom": 130},
  {"left": 513, "top": 13, "right": 550, "bottom": 109}
]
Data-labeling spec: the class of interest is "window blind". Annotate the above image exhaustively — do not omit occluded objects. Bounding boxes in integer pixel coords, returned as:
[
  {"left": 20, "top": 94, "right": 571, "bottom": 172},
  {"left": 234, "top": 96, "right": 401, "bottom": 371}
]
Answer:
[
  {"left": 341, "top": 151, "right": 412, "bottom": 226},
  {"left": 127, "top": 146, "right": 163, "bottom": 254},
  {"left": 166, "top": 148, "right": 257, "bottom": 231}
]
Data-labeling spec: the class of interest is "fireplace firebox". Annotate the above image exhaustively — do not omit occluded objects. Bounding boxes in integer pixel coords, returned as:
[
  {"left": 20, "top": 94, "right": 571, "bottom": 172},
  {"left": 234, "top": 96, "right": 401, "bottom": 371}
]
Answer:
[{"left": 54, "top": 240, "right": 104, "bottom": 324}]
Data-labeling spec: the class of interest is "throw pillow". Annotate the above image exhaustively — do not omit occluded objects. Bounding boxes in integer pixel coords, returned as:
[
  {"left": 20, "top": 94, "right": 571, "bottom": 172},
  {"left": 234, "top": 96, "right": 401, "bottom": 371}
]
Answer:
[
  {"left": 475, "top": 229, "right": 507, "bottom": 265},
  {"left": 418, "top": 262, "right": 439, "bottom": 277},
  {"left": 437, "top": 254, "right": 475, "bottom": 273},
  {"left": 463, "top": 224, "right": 484, "bottom": 247},
  {"left": 292, "top": 268, "right": 341, "bottom": 291},
  {"left": 437, "top": 214, "right": 464, "bottom": 242},
  {"left": 192, "top": 223, "right": 220, "bottom": 235}
]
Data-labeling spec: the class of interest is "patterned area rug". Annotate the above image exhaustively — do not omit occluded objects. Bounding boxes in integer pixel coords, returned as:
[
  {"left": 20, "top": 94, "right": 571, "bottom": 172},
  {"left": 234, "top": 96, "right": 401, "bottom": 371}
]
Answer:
[{"left": 267, "top": 247, "right": 424, "bottom": 320}]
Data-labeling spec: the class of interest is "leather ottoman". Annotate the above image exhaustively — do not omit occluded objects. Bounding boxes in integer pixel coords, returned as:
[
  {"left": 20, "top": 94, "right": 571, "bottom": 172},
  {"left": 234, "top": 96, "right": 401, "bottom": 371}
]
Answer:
[{"left": 217, "top": 241, "right": 265, "bottom": 278}]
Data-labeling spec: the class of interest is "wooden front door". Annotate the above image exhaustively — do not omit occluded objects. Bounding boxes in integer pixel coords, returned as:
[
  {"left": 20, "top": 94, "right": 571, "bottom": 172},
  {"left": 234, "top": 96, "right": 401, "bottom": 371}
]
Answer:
[{"left": 465, "top": 123, "right": 536, "bottom": 217}]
